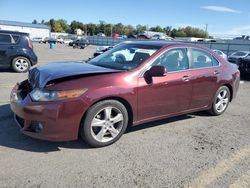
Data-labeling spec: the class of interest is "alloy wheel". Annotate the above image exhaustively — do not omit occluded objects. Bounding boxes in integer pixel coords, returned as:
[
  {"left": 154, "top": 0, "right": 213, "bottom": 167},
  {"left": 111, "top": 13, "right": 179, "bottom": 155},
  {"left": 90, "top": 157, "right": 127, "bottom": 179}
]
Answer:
[
  {"left": 14, "top": 58, "right": 29, "bottom": 72},
  {"left": 90, "top": 106, "right": 124, "bottom": 143},
  {"left": 215, "top": 89, "right": 229, "bottom": 113}
]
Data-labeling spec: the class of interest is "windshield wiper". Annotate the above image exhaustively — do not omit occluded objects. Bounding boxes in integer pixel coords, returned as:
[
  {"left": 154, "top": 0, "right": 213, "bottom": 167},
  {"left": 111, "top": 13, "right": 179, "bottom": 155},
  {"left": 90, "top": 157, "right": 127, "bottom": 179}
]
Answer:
[{"left": 91, "top": 63, "right": 127, "bottom": 71}]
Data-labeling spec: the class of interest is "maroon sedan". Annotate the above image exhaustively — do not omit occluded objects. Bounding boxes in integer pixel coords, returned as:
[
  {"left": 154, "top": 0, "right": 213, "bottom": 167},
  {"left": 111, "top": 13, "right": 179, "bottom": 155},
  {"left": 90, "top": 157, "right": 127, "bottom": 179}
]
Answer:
[{"left": 10, "top": 41, "right": 240, "bottom": 147}]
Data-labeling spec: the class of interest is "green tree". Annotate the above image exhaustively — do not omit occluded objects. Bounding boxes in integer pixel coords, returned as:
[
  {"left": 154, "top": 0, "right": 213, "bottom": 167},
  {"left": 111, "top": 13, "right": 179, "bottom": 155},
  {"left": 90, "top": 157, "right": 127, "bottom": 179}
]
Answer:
[
  {"left": 150, "top": 25, "right": 165, "bottom": 33},
  {"left": 53, "top": 21, "right": 63, "bottom": 32},
  {"left": 136, "top": 24, "right": 147, "bottom": 33},
  {"left": 113, "top": 23, "right": 124, "bottom": 34},
  {"left": 57, "top": 19, "right": 69, "bottom": 33},
  {"left": 70, "top": 20, "right": 84, "bottom": 33},
  {"left": 32, "top": 19, "right": 38, "bottom": 24},
  {"left": 39, "top": 18, "right": 210, "bottom": 38},
  {"left": 98, "top": 20, "right": 106, "bottom": 33},
  {"left": 164, "top": 26, "right": 172, "bottom": 35},
  {"left": 86, "top": 23, "right": 97, "bottom": 36}
]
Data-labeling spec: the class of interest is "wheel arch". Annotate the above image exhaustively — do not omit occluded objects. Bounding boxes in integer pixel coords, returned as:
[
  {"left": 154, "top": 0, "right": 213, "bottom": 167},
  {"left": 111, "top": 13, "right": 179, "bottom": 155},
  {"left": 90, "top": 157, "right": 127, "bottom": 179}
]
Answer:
[
  {"left": 11, "top": 55, "right": 32, "bottom": 65},
  {"left": 80, "top": 96, "right": 134, "bottom": 129},
  {"left": 222, "top": 83, "right": 233, "bottom": 102}
]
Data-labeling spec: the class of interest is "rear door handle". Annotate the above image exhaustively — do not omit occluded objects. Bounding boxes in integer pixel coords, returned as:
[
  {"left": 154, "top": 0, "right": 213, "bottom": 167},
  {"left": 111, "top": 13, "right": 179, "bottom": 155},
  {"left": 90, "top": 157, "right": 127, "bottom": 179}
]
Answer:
[
  {"left": 8, "top": 46, "right": 15, "bottom": 49},
  {"left": 182, "top": 76, "right": 191, "bottom": 81}
]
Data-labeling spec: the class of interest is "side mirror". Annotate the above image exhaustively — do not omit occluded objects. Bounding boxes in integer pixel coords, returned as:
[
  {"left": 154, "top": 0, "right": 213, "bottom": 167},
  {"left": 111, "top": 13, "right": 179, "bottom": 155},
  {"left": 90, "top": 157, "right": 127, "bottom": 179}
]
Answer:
[{"left": 147, "top": 66, "right": 167, "bottom": 77}]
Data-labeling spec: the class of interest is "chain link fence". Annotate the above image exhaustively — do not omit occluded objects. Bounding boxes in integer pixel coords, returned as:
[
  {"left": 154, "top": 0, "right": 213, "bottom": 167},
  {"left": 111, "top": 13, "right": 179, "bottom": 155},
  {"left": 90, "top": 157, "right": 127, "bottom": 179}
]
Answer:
[{"left": 86, "top": 36, "right": 250, "bottom": 56}]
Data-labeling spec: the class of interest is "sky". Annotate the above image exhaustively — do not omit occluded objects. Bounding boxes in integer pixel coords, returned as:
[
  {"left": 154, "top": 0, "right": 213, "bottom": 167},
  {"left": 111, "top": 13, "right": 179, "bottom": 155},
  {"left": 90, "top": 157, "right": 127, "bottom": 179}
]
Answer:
[{"left": 1, "top": 0, "right": 250, "bottom": 37}]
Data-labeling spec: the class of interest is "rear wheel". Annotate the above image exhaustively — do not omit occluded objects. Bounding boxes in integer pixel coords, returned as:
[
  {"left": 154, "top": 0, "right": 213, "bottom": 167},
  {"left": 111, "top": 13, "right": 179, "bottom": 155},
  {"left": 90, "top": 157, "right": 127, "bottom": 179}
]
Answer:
[
  {"left": 208, "top": 86, "right": 230, "bottom": 116},
  {"left": 12, "top": 56, "right": 31, "bottom": 73},
  {"left": 80, "top": 100, "right": 128, "bottom": 147}
]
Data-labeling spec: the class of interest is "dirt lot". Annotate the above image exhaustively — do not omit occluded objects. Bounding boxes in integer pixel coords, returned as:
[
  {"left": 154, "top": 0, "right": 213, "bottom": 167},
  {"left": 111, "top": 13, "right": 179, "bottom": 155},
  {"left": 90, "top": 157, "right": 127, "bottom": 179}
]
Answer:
[{"left": 0, "top": 43, "right": 250, "bottom": 188}]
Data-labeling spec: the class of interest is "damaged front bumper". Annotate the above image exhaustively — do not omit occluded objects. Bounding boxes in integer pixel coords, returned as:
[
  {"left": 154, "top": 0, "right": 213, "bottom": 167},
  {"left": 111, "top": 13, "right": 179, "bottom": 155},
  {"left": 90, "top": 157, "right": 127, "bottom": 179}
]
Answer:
[{"left": 10, "top": 82, "right": 88, "bottom": 141}]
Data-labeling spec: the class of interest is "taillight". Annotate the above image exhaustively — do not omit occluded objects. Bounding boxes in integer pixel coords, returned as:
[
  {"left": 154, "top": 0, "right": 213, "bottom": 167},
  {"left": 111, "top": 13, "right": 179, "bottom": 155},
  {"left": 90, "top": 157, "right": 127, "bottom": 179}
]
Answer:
[
  {"left": 26, "top": 36, "right": 33, "bottom": 49},
  {"left": 236, "top": 69, "right": 240, "bottom": 77}
]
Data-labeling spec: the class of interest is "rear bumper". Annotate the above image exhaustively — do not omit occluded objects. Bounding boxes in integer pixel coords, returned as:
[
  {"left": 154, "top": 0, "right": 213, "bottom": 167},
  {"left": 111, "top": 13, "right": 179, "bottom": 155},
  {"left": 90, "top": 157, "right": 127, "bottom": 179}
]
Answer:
[
  {"left": 10, "top": 85, "right": 88, "bottom": 141},
  {"left": 30, "top": 51, "right": 38, "bottom": 66}
]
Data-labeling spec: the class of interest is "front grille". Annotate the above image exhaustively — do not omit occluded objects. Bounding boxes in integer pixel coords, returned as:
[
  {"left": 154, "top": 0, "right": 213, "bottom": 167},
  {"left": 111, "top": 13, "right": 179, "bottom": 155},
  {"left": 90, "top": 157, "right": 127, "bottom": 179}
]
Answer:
[{"left": 15, "top": 115, "right": 25, "bottom": 128}]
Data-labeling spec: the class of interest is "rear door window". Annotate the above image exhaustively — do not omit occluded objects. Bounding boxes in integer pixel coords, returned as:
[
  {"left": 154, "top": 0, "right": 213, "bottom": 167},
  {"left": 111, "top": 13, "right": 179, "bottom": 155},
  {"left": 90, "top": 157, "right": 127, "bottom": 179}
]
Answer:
[
  {"left": 189, "top": 48, "right": 219, "bottom": 69},
  {"left": 0, "top": 34, "right": 12, "bottom": 43},
  {"left": 12, "top": 35, "right": 20, "bottom": 43}
]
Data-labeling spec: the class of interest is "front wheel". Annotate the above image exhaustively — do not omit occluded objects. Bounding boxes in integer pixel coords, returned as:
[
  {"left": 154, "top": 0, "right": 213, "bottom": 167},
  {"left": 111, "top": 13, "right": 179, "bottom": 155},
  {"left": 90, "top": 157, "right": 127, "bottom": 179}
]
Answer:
[
  {"left": 208, "top": 86, "right": 231, "bottom": 116},
  {"left": 80, "top": 100, "right": 128, "bottom": 147}
]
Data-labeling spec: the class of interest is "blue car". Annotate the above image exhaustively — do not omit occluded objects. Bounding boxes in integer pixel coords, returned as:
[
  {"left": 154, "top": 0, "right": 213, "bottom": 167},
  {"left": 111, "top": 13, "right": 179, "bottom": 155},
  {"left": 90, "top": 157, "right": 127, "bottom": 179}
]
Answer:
[{"left": 0, "top": 30, "right": 38, "bottom": 72}]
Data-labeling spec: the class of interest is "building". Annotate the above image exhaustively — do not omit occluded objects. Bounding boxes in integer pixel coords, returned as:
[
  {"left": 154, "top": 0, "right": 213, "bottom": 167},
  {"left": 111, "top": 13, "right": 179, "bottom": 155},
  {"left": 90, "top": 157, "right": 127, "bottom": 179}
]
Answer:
[
  {"left": 0, "top": 20, "right": 50, "bottom": 39},
  {"left": 74, "top": 28, "right": 84, "bottom": 36}
]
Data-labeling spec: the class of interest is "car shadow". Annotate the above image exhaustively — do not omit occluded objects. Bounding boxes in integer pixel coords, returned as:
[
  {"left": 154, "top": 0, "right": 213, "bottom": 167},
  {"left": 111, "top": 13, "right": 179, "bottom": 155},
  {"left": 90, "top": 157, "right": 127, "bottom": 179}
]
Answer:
[
  {"left": 0, "top": 103, "right": 206, "bottom": 153},
  {"left": 0, "top": 67, "right": 12, "bottom": 73},
  {"left": 126, "top": 114, "right": 195, "bottom": 133},
  {"left": 0, "top": 103, "right": 90, "bottom": 152}
]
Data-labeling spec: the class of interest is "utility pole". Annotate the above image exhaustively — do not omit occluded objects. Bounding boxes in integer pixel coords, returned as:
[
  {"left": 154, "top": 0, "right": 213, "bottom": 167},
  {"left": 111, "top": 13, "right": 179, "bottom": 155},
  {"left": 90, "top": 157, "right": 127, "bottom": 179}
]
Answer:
[
  {"left": 111, "top": 24, "right": 113, "bottom": 37},
  {"left": 85, "top": 25, "right": 87, "bottom": 36}
]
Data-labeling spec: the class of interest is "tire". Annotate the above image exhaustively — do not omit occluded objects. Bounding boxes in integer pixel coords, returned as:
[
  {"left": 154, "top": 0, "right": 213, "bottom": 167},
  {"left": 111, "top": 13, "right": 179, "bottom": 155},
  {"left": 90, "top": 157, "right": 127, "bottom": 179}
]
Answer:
[
  {"left": 11, "top": 56, "right": 31, "bottom": 73},
  {"left": 208, "top": 86, "right": 231, "bottom": 116},
  {"left": 80, "top": 100, "right": 128, "bottom": 147}
]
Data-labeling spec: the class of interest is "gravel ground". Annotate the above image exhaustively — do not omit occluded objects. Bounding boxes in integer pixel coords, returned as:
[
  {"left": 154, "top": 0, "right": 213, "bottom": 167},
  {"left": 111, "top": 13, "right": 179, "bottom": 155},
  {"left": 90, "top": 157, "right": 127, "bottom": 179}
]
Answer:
[{"left": 0, "top": 44, "right": 250, "bottom": 188}]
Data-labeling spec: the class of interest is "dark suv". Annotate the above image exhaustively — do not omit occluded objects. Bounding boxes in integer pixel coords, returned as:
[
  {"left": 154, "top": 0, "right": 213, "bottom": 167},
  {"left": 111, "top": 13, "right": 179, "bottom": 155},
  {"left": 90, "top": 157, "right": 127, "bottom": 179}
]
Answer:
[
  {"left": 71, "top": 38, "right": 89, "bottom": 49},
  {"left": 0, "top": 30, "right": 38, "bottom": 73}
]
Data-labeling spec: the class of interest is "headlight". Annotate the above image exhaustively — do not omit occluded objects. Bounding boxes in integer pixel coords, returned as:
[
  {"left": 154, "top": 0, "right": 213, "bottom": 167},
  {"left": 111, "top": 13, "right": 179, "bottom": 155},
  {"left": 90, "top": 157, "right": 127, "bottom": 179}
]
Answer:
[{"left": 30, "top": 88, "right": 87, "bottom": 102}]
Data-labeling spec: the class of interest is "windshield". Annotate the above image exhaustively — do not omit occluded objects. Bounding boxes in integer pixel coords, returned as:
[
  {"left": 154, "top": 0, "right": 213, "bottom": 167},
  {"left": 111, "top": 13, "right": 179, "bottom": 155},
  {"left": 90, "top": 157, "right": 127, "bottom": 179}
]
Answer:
[
  {"left": 232, "top": 51, "right": 247, "bottom": 56},
  {"left": 89, "top": 43, "right": 160, "bottom": 70}
]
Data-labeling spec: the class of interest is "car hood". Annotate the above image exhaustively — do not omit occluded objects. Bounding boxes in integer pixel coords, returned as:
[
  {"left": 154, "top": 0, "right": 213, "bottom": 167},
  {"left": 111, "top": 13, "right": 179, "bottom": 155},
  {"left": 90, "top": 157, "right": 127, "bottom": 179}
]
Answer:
[{"left": 28, "top": 61, "right": 122, "bottom": 89}]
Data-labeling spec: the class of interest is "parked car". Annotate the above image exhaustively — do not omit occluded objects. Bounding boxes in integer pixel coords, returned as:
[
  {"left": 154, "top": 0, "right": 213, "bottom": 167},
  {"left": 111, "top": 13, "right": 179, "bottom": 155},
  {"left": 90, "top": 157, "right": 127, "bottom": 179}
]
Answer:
[
  {"left": 228, "top": 51, "right": 250, "bottom": 65},
  {"left": 72, "top": 38, "right": 89, "bottom": 49},
  {"left": 64, "top": 38, "right": 73, "bottom": 44},
  {"left": 0, "top": 30, "right": 37, "bottom": 72},
  {"left": 137, "top": 34, "right": 150, "bottom": 39},
  {"left": 42, "top": 37, "right": 57, "bottom": 44},
  {"left": 151, "top": 34, "right": 173, "bottom": 40},
  {"left": 10, "top": 41, "right": 240, "bottom": 147},
  {"left": 238, "top": 56, "right": 250, "bottom": 75},
  {"left": 97, "top": 33, "right": 106, "bottom": 37},
  {"left": 112, "top": 33, "right": 120, "bottom": 38},
  {"left": 31, "top": 37, "right": 43, "bottom": 43},
  {"left": 56, "top": 38, "right": 64, "bottom": 44},
  {"left": 119, "top": 35, "right": 127, "bottom": 39},
  {"left": 93, "top": 46, "right": 113, "bottom": 57},
  {"left": 127, "top": 34, "right": 137, "bottom": 39},
  {"left": 212, "top": 49, "right": 227, "bottom": 60}
]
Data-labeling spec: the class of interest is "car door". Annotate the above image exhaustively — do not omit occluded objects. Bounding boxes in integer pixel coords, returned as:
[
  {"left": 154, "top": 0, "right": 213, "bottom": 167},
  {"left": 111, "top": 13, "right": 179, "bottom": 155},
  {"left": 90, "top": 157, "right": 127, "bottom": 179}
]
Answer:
[
  {"left": 0, "top": 33, "right": 13, "bottom": 66},
  {"left": 137, "top": 48, "right": 192, "bottom": 121},
  {"left": 187, "top": 48, "right": 221, "bottom": 109}
]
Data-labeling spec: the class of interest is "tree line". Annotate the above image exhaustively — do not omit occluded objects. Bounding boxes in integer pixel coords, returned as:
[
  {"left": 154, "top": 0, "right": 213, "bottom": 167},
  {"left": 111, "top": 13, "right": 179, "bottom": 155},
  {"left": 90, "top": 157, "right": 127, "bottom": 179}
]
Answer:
[{"left": 32, "top": 19, "right": 209, "bottom": 38}]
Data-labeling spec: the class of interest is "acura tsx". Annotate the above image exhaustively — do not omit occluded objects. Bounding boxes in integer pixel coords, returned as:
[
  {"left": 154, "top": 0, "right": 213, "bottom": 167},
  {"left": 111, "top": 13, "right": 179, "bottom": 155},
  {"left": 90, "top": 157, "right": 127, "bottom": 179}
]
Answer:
[{"left": 10, "top": 41, "right": 240, "bottom": 147}]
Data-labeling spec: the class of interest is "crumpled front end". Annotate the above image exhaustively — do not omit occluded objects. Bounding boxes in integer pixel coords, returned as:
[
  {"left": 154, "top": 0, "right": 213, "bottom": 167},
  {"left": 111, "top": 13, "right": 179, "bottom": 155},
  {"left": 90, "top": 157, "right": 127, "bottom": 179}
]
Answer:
[{"left": 10, "top": 80, "right": 88, "bottom": 141}]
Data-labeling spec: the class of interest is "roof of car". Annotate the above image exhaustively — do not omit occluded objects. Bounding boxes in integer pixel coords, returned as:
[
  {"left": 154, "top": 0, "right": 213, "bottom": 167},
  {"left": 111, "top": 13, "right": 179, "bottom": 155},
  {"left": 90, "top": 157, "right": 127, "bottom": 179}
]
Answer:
[
  {"left": 0, "top": 30, "right": 29, "bottom": 35},
  {"left": 123, "top": 40, "right": 196, "bottom": 48},
  {"left": 0, "top": 20, "right": 50, "bottom": 29}
]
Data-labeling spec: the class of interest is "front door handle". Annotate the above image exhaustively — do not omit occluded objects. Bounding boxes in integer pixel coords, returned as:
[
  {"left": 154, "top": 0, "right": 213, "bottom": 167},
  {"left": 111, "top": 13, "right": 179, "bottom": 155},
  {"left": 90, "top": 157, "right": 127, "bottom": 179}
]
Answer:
[
  {"left": 182, "top": 76, "right": 191, "bottom": 81},
  {"left": 214, "top": 70, "right": 220, "bottom": 75}
]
